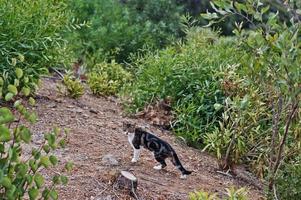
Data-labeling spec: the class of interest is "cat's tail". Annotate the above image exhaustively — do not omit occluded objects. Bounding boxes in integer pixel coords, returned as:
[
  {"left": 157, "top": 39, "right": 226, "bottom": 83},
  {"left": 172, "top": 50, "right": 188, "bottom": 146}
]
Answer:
[{"left": 171, "top": 150, "right": 192, "bottom": 175}]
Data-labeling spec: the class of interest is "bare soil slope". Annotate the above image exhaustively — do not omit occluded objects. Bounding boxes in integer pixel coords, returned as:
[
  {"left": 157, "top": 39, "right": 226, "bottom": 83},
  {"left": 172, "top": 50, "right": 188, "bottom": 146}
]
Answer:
[{"left": 29, "top": 77, "right": 264, "bottom": 200}]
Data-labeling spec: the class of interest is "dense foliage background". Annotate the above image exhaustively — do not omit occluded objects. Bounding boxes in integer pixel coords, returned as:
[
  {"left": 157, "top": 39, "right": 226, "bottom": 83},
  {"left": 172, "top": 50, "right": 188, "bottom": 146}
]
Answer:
[{"left": 1, "top": 0, "right": 300, "bottom": 199}]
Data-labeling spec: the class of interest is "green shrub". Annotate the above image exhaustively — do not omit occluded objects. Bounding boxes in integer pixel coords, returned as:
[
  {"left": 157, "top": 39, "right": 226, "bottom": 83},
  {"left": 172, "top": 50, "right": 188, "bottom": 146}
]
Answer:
[
  {"left": 0, "top": 74, "right": 71, "bottom": 199},
  {"left": 87, "top": 61, "right": 131, "bottom": 96},
  {"left": 68, "top": 0, "right": 184, "bottom": 64},
  {"left": 123, "top": 28, "right": 240, "bottom": 146},
  {"left": 62, "top": 74, "right": 84, "bottom": 99},
  {"left": 0, "top": 0, "right": 73, "bottom": 96},
  {"left": 277, "top": 158, "right": 301, "bottom": 200}
]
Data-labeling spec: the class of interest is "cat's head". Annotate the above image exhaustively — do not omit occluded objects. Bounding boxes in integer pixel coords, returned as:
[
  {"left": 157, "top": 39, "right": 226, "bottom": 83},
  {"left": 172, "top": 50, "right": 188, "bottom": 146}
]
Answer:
[{"left": 122, "top": 122, "right": 136, "bottom": 135}]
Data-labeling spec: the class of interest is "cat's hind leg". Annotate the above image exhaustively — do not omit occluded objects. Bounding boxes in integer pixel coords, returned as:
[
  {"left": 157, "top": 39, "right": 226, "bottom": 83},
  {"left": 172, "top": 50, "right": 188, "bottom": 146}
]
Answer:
[{"left": 153, "top": 154, "right": 167, "bottom": 170}]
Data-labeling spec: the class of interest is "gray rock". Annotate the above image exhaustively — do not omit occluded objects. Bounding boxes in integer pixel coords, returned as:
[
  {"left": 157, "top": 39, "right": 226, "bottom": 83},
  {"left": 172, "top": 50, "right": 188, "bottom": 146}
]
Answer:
[{"left": 101, "top": 154, "right": 119, "bottom": 166}]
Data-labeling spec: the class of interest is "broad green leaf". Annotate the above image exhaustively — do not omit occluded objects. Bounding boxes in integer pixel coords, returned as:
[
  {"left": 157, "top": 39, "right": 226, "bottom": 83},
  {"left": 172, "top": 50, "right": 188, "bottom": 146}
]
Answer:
[
  {"left": 40, "top": 156, "right": 51, "bottom": 168},
  {"left": 29, "top": 160, "right": 38, "bottom": 172},
  {"left": 34, "top": 173, "right": 44, "bottom": 188},
  {"left": 0, "top": 125, "right": 11, "bottom": 142},
  {"left": 15, "top": 68, "right": 23, "bottom": 79},
  {"left": 20, "top": 127, "right": 31, "bottom": 143},
  {"left": 49, "top": 155, "right": 58, "bottom": 166},
  {"left": 12, "top": 58, "right": 17, "bottom": 66},
  {"left": 28, "top": 113, "right": 37, "bottom": 124},
  {"left": 213, "top": 103, "right": 223, "bottom": 111},
  {"left": 43, "top": 145, "right": 50, "bottom": 154},
  {"left": 49, "top": 190, "right": 58, "bottom": 200},
  {"left": 52, "top": 175, "right": 60, "bottom": 184},
  {"left": 16, "top": 163, "right": 29, "bottom": 178},
  {"left": 28, "top": 188, "right": 39, "bottom": 200},
  {"left": 8, "top": 84, "right": 18, "bottom": 95},
  {"left": 14, "top": 100, "right": 22, "bottom": 108},
  {"left": 5, "top": 92, "right": 14, "bottom": 101},
  {"left": 0, "top": 107, "right": 14, "bottom": 124},
  {"left": 21, "top": 87, "right": 30, "bottom": 96},
  {"left": 65, "top": 162, "right": 73, "bottom": 172},
  {"left": 60, "top": 176, "right": 68, "bottom": 185},
  {"left": 14, "top": 79, "right": 19, "bottom": 86},
  {"left": 29, "top": 97, "right": 35, "bottom": 106},
  {"left": 0, "top": 176, "right": 12, "bottom": 188}
]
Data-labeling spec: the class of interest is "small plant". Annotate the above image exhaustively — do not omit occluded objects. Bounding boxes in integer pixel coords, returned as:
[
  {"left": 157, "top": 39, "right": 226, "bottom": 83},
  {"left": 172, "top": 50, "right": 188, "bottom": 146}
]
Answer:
[
  {"left": 0, "top": 80, "right": 71, "bottom": 199},
  {"left": 189, "top": 190, "right": 217, "bottom": 200},
  {"left": 189, "top": 187, "right": 248, "bottom": 200},
  {"left": 87, "top": 60, "right": 131, "bottom": 96},
  {"left": 62, "top": 74, "right": 84, "bottom": 98}
]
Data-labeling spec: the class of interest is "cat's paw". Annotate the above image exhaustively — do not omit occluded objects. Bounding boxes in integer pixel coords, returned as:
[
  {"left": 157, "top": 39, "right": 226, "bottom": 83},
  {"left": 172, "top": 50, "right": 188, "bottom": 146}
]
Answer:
[
  {"left": 153, "top": 165, "right": 162, "bottom": 170},
  {"left": 180, "top": 174, "right": 187, "bottom": 179},
  {"left": 131, "top": 158, "right": 138, "bottom": 163}
]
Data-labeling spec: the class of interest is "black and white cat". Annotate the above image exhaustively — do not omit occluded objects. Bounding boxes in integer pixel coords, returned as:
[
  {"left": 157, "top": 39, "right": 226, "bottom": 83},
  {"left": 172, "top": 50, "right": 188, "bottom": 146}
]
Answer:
[{"left": 123, "top": 122, "right": 192, "bottom": 179}]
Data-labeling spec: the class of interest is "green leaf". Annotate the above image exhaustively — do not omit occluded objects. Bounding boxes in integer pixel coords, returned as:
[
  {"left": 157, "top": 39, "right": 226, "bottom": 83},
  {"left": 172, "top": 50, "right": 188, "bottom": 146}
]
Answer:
[
  {"left": 213, "top": 103, "right": 223, "bottom": 111},
  {"left": 5, "top": 92, "right": 14, "bottom": 101},
  {"left": 34, "top": 173, "right": 44, "bottom": 188},
  {"left": 0, "top": 77, "right": 3, "bottom": 86},
  {"left": 21, "top": 87, "right": 31, "bottom": 96},
  {"left": 52, "top": 175, "right": 60, "bottom": 185},
  {"left": 14, "top": 100, "right": 22, "bottom": 108},
  {"left": 60, "top": 176, "right": 68, "bottom": 185},
  {"left": 49, "top": 190, "right": 58, "bottom": 200},
  {"left": 0, "top": 176, "right": 12, "bottom": 188},
  {"left": 11, "top": 58, "right": 17, "bottom": 66},
  {"left": 15, "top": 163, "right": 29, "bottom": 178},
  {"left": 65, "top": 162, "right": 73, "bottom": 172},
  {"left": 8, "top": 84, "right": 18, "bottom": 95},
  {"left": 40, "top": 156, "right": 51, "bottom": 168},
  {"left": 43, "top": 145, "right": 50, "bottom": 154},
  {"left": 0, "top": 125, "right": 11, "bottom": 142},
  {"left": 0, "top": 107, "right": 15, "bottom": 124},
  {"left": 29, "top": 160, "right": 38, "bottom": 172},
  {"left": 28, "top": 113, "right": 37, "bottom": 124},
  {"left": 15, "top": 68, "right": 23, "bottom": 79},
  {"left": 200, "top": 12, "right": 219, "bottom": 20},
  {"left": 29, "top": 97, "right": 35, "bottom": 106},
  {"left": 0, "top": 144, "right": 4, "bottom": 153},
  {"left": 14, "top": 79, "right": 20, "bottom": 86},
  {"left": 49, "top": 155, "right": 58, "bottom": 166},
  {"left": 28, "top": 188, "right": 39, "bottom": 200},
  {"left": 240, "top": 95, "right": 249, "bottom": 109},
  {"left": 20, "top": 127, "right": 31, "bottom": 143}
]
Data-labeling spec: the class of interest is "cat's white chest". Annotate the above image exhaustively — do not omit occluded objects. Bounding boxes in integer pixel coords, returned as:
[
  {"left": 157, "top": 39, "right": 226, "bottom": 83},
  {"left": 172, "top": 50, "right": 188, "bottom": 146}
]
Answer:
[{"left": 128, "top": 132, "right": 135, "bottom": 144}]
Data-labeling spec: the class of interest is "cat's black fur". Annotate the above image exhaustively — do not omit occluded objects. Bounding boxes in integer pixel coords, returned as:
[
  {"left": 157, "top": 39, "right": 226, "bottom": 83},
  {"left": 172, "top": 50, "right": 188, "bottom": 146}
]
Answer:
[{"left": 123, "top": 122, "right": 192, "bottom": 178}]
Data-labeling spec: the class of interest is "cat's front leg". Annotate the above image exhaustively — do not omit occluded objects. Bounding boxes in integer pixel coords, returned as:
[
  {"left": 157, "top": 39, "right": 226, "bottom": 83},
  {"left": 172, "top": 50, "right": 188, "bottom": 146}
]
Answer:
[
  {"left": 131, "top": 148, "right": 141, "bottom": 163},
  {"left": 128, "top": 133, "right": 141, "bottom": 163}
]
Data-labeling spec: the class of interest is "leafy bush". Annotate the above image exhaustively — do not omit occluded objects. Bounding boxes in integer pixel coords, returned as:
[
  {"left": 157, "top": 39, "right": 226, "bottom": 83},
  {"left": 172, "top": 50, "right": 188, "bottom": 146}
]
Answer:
[
  {"left": 123, "top": 28, "right": 240, "bottom": 146},
  {"left": 277, "top": 158, "right": 301, "bottom": 200},
  {"left": 0, "top": 74, "right": 71, "bottom": 199},
  {"left": 68, "top": 0, "right": 184, "bottom": 64},
  {"left": 62, "top": 74, "right": 84, "bottom": 99},
  {"left": 0, "top": 0, "right": 73, "bottom": 96},
  {"left": 202, "top": 0, "right": 301, "bottom": 196},
  {"left": 87, "top": 61, "right": 131, "bottom": 96},
  {"left": 189, "top": 187, "right": 248, "bottom": 200}
]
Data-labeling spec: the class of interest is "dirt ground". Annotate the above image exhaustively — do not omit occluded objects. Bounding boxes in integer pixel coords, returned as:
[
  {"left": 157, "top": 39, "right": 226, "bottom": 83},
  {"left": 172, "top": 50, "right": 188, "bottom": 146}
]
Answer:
[{"left": 27, "top": 77, "right": 264, "bottom": 200}]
